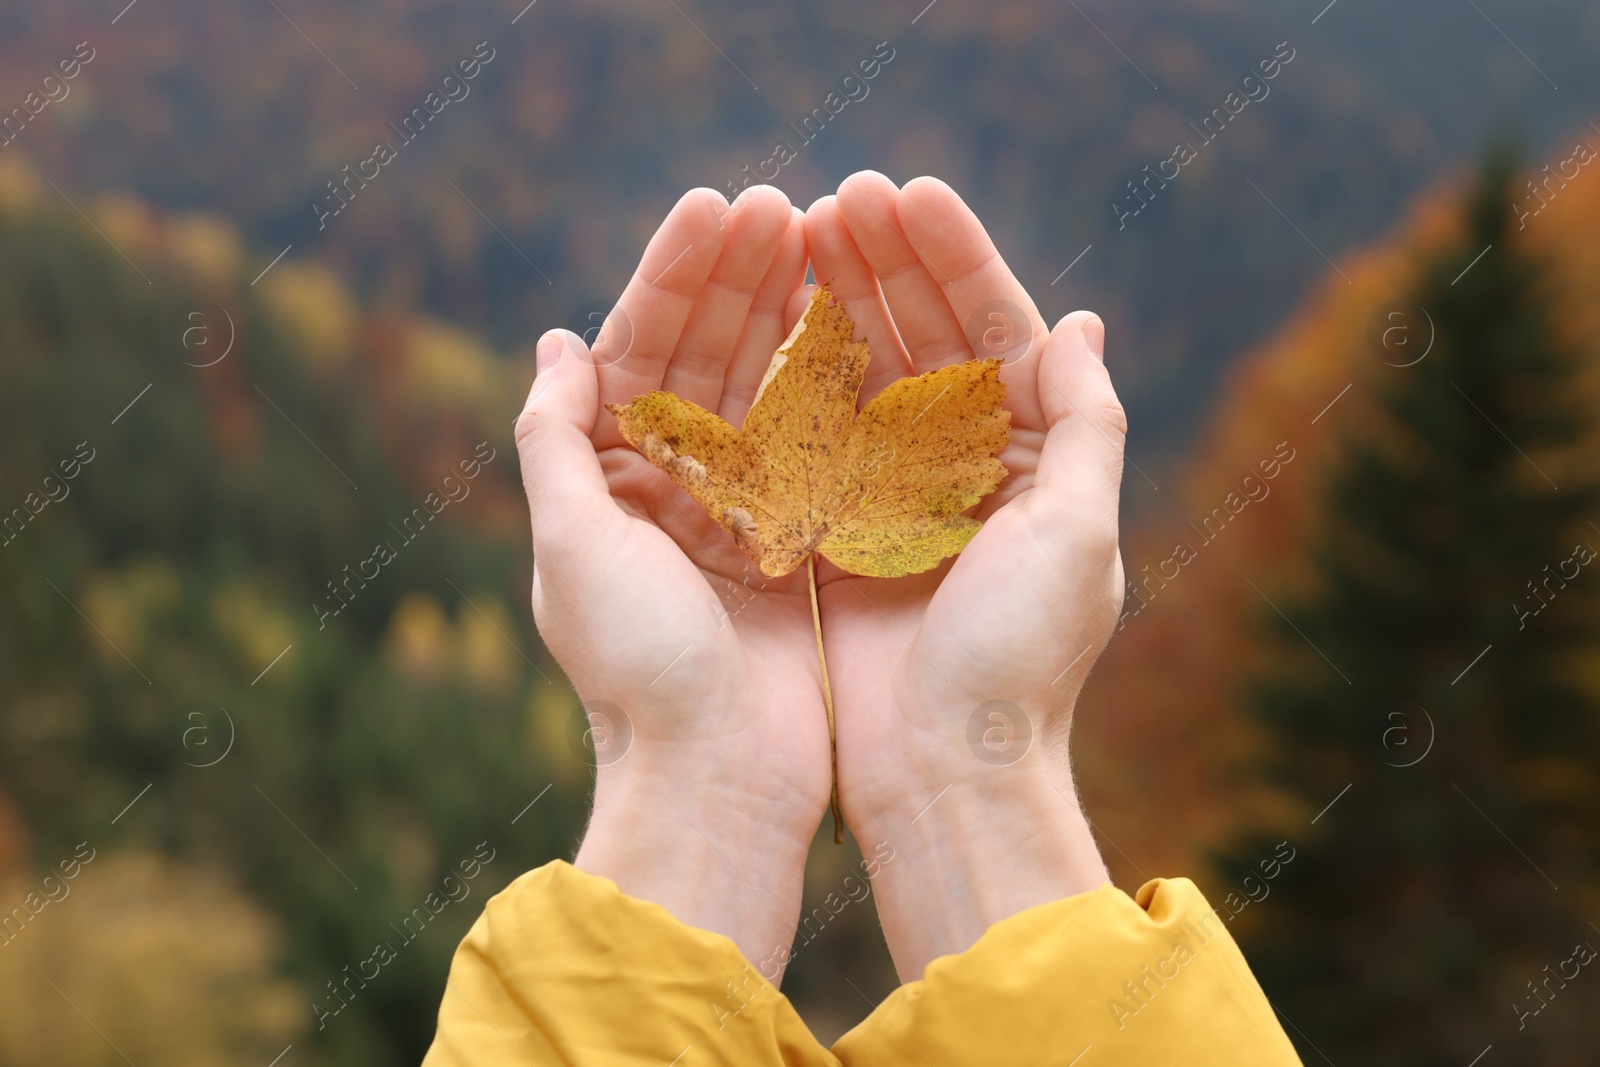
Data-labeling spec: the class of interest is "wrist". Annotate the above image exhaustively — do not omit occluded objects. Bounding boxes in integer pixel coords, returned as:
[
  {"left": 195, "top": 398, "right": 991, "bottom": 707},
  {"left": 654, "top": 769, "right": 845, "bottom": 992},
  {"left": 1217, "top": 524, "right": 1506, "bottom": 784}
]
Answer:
[
  {"left": 850, "top": 744, "right": 1108, "bottom": 981},
  {"left": 575, "top": 762, "right": 817, "bottom": 976}
]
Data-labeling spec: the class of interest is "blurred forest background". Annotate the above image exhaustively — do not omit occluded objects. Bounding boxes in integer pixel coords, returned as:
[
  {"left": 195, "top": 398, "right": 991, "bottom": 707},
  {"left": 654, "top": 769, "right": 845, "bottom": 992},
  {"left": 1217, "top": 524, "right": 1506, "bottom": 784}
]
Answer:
[{"left": 2, "top": 0, "right": 1599, "bottom": 1063}]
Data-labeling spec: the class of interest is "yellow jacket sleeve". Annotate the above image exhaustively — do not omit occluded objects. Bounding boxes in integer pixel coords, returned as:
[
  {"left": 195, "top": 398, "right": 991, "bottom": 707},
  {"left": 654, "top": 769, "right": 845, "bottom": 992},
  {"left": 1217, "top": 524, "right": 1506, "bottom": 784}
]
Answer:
[
  {"left": 423, "top": 861, "right": 832, "bottom": 1066},
  {"left": 424, "top": 861, "right": 1301, "bottom": 1066},
  {"left": 832, "top": 875, "right": 1302, "bottom": 1066}
]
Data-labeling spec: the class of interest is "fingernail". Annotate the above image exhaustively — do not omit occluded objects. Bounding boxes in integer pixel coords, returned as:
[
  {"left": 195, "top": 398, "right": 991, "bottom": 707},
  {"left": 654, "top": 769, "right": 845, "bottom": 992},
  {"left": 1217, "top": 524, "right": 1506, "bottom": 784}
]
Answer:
[
  {"left": 536, "top": 331, "right": 564, "bottom": 374},
  {"left": 1082, "top": 315, "right": 1105, "bottom": 361}
]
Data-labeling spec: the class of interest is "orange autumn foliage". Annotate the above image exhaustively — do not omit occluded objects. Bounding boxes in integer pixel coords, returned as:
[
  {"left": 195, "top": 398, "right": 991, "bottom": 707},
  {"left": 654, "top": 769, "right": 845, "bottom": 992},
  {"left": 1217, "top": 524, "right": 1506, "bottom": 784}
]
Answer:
[{"left": 1076, "top": 127, "right": 1600, "bottom": 886}]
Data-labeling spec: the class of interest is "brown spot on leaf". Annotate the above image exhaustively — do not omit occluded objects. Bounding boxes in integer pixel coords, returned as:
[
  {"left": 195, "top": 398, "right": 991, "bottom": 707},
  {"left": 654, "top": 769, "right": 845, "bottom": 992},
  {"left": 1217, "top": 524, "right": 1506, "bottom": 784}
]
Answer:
[
  {"left": 670, "top": 454, "right": 707, "bottom": 485},
  {"left": 724, "top": 507, "right": 764, "bottom": 562}
]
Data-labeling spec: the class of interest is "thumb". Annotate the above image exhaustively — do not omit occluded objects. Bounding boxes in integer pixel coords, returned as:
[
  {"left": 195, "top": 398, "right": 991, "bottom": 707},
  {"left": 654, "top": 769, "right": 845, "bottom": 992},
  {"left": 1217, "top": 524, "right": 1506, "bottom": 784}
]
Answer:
[
  {"left": 514, "top": 330, "right": 613, "bottom": 558},
  {"left": 1028, "top": 312, "right": 1127, "bottom": 553}
]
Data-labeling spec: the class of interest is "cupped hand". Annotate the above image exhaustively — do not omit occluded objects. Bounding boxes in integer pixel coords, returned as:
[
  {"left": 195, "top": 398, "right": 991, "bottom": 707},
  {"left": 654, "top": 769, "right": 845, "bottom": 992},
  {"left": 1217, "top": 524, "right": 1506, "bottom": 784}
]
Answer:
[
  {"left": 806, "top": 173, "right": 1129, "bottom": 978},
  {"left": 514, "top": 185, "right": 828, "bottom": 971}
]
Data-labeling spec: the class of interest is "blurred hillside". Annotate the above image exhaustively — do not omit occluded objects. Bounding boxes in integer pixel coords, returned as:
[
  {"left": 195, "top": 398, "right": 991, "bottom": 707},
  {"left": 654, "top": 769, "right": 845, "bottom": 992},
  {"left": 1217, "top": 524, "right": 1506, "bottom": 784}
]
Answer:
[
  {"left": 0, "top": 152, "right": 900, "bottom": 1060},
  {"left": 5, "top": 0, "right": 1600, "bottom": 473},
  {"left": 0, "top": 151, "right": 572, "bottom": 1063},
  {"left": 1077, "top": 121, "right": 1600, "bottom": 890}
]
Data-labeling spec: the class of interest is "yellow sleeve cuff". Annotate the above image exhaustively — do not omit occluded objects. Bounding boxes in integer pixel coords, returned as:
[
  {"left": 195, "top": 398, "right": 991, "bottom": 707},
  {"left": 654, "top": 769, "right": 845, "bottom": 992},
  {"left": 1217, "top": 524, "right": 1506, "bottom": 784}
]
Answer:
[
  {"left": 423, "top": 860, "right": 837, "bottom": 1066},
  {"left": 424, "top": 862, "right": 1299, "bottom": 1066},
  {"left": 833, "top": 877, "right": 1301, "bottom": 1066}
]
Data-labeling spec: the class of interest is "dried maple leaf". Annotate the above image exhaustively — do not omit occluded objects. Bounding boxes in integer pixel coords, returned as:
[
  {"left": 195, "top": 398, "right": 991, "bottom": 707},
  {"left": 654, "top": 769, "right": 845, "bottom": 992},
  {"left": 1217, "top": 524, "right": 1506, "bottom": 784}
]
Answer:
[
  {"left": 605, "top": 285, "right": 1012, "bottom": 841},
  {"left": 607, "top": 285, "right": 1012, "bottom": 579}
]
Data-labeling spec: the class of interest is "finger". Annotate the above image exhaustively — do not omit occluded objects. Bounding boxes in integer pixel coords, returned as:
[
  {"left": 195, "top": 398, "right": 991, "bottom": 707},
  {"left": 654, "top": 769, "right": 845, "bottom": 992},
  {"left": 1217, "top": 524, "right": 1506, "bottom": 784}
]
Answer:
[
  {"left": 836, "top": 171, "right": 969, "bottom": 375},
  {"left": 593, "top": 188, "right": 731, "bottom": 446},
  {"left": 783, "top": 283, "right": 814, "bottom": 334},
  {"left": 803, "top": 194, "right": 913, "bottom": 405},
  {"left": 515, "top": 330, "right": 621, "bottom": 564},
  {"left": 719, "top": 206, "right": 809, "bottom": 426},
  {"left": 898, "top": 176, "right": 1050, "bottom": 431},
  {"left": 1026, "top": 312, "right": 1125, "bottom": 554},
  {"left": 662, "top": 185, "right": 794, "bottom": 411}
]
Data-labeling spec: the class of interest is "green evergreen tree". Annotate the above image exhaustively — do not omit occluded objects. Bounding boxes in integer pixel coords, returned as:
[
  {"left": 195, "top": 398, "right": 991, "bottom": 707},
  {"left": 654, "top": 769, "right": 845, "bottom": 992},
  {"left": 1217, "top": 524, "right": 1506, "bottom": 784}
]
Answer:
[{"left": 1220, "top": 147, "right": 1600, "bottom": 1065}]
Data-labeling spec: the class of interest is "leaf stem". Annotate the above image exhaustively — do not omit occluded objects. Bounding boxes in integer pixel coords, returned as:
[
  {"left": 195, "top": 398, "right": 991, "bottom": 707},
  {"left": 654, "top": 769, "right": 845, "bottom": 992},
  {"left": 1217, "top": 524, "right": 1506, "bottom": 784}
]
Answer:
[{"left": 808, "top": 553, "right": 843, "bottom": 844}]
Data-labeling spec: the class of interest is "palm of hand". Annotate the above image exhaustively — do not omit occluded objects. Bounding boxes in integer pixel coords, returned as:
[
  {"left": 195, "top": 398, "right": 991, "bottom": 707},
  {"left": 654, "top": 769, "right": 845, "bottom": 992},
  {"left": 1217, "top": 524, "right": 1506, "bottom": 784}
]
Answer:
[
  {"left": 799, "top": 174, "right": 1126, "bottom": 831},
  {"left": 520, "top": 184, "right": 835, "bottom": 823},
  {"left": 589, "top": 445, "right": 831, "bottom": 809},
  {"left": 822, "top": 473, "right": 1119, "bottom": 823}
]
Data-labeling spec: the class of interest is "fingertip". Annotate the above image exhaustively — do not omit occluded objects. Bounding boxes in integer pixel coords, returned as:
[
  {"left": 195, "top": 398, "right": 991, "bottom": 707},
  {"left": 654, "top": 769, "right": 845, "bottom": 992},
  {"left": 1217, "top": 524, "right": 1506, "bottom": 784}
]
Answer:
[
  {"left": 535, "top": 329, "right": 566, "bottom": 375},
  {"left": 803, "top": 196, "right": 858, "bottom": 260},
  {"left": 836, "top": 171, "right": 902, "bottom": 241},
  {"left": 1042, "top": 314, "right": 1108, "bottom": 388},
  {"left": 722, "top": 185, "right": 794, "bottom": 256},
  {"left": 680, "top": 186, "right": 730, "bottom": 210},
  {"left": 805, "top": 193, "right": 839, "bottom": 221},
  {"left": 732, "top": 181, "right": 791, "bottom": 215},
  {"left": 838, "top": 169, "right": 897, "bottom": 201},
  {"left": 553, "top": 327, "right": 590, "bottom": 357},
  {"left": 897, "top": 177, "right": 990, "bottom": 275},
  {"left": 524, "top": 329, "right": 597, "bottom": 409},
  {"left": 1042, "top": 312, "right": 1125, "bottom": 435},
  {"left": 900, "top": 175, "right": 960, "bottom": 212},
  {"left": 1049, "top": 311, "right": 1100, "bottom": 348},
  {"left": 1029, "top": 310, "right": 1127, "bottom": 539},
  {"left": 525, "top": 330, "right": 576, "bottom": 407},
  {"left": 675, "top": 186, "right": 735, "bottom": 238},
  {"left": 1082, "top": 314, "right": 1105, "bottom": 361},
  {"left": 1040, "top": 311, "right": 1109, "bottom": 405}
]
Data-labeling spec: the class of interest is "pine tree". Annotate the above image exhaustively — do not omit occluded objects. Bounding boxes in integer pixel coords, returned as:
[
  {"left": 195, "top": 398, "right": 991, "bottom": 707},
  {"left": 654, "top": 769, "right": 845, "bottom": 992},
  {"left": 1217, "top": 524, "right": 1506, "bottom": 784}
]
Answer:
[{"left": 1219, "top": 147, "right": 1600, "bottom": 1066}]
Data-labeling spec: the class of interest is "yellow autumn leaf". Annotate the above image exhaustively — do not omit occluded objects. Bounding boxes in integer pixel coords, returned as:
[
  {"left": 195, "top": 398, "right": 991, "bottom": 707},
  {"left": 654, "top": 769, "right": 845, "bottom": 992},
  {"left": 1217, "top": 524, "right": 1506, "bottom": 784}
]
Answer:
[{"left": 606, "top": 285, "right": 1011, "bottom": 578}]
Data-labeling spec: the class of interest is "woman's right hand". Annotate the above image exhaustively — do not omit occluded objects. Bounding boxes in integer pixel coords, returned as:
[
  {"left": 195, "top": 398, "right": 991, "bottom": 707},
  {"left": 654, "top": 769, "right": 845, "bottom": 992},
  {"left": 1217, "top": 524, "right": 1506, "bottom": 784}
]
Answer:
[{"left": 513, "top": 185, "right": 830, "bottom": 975}]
